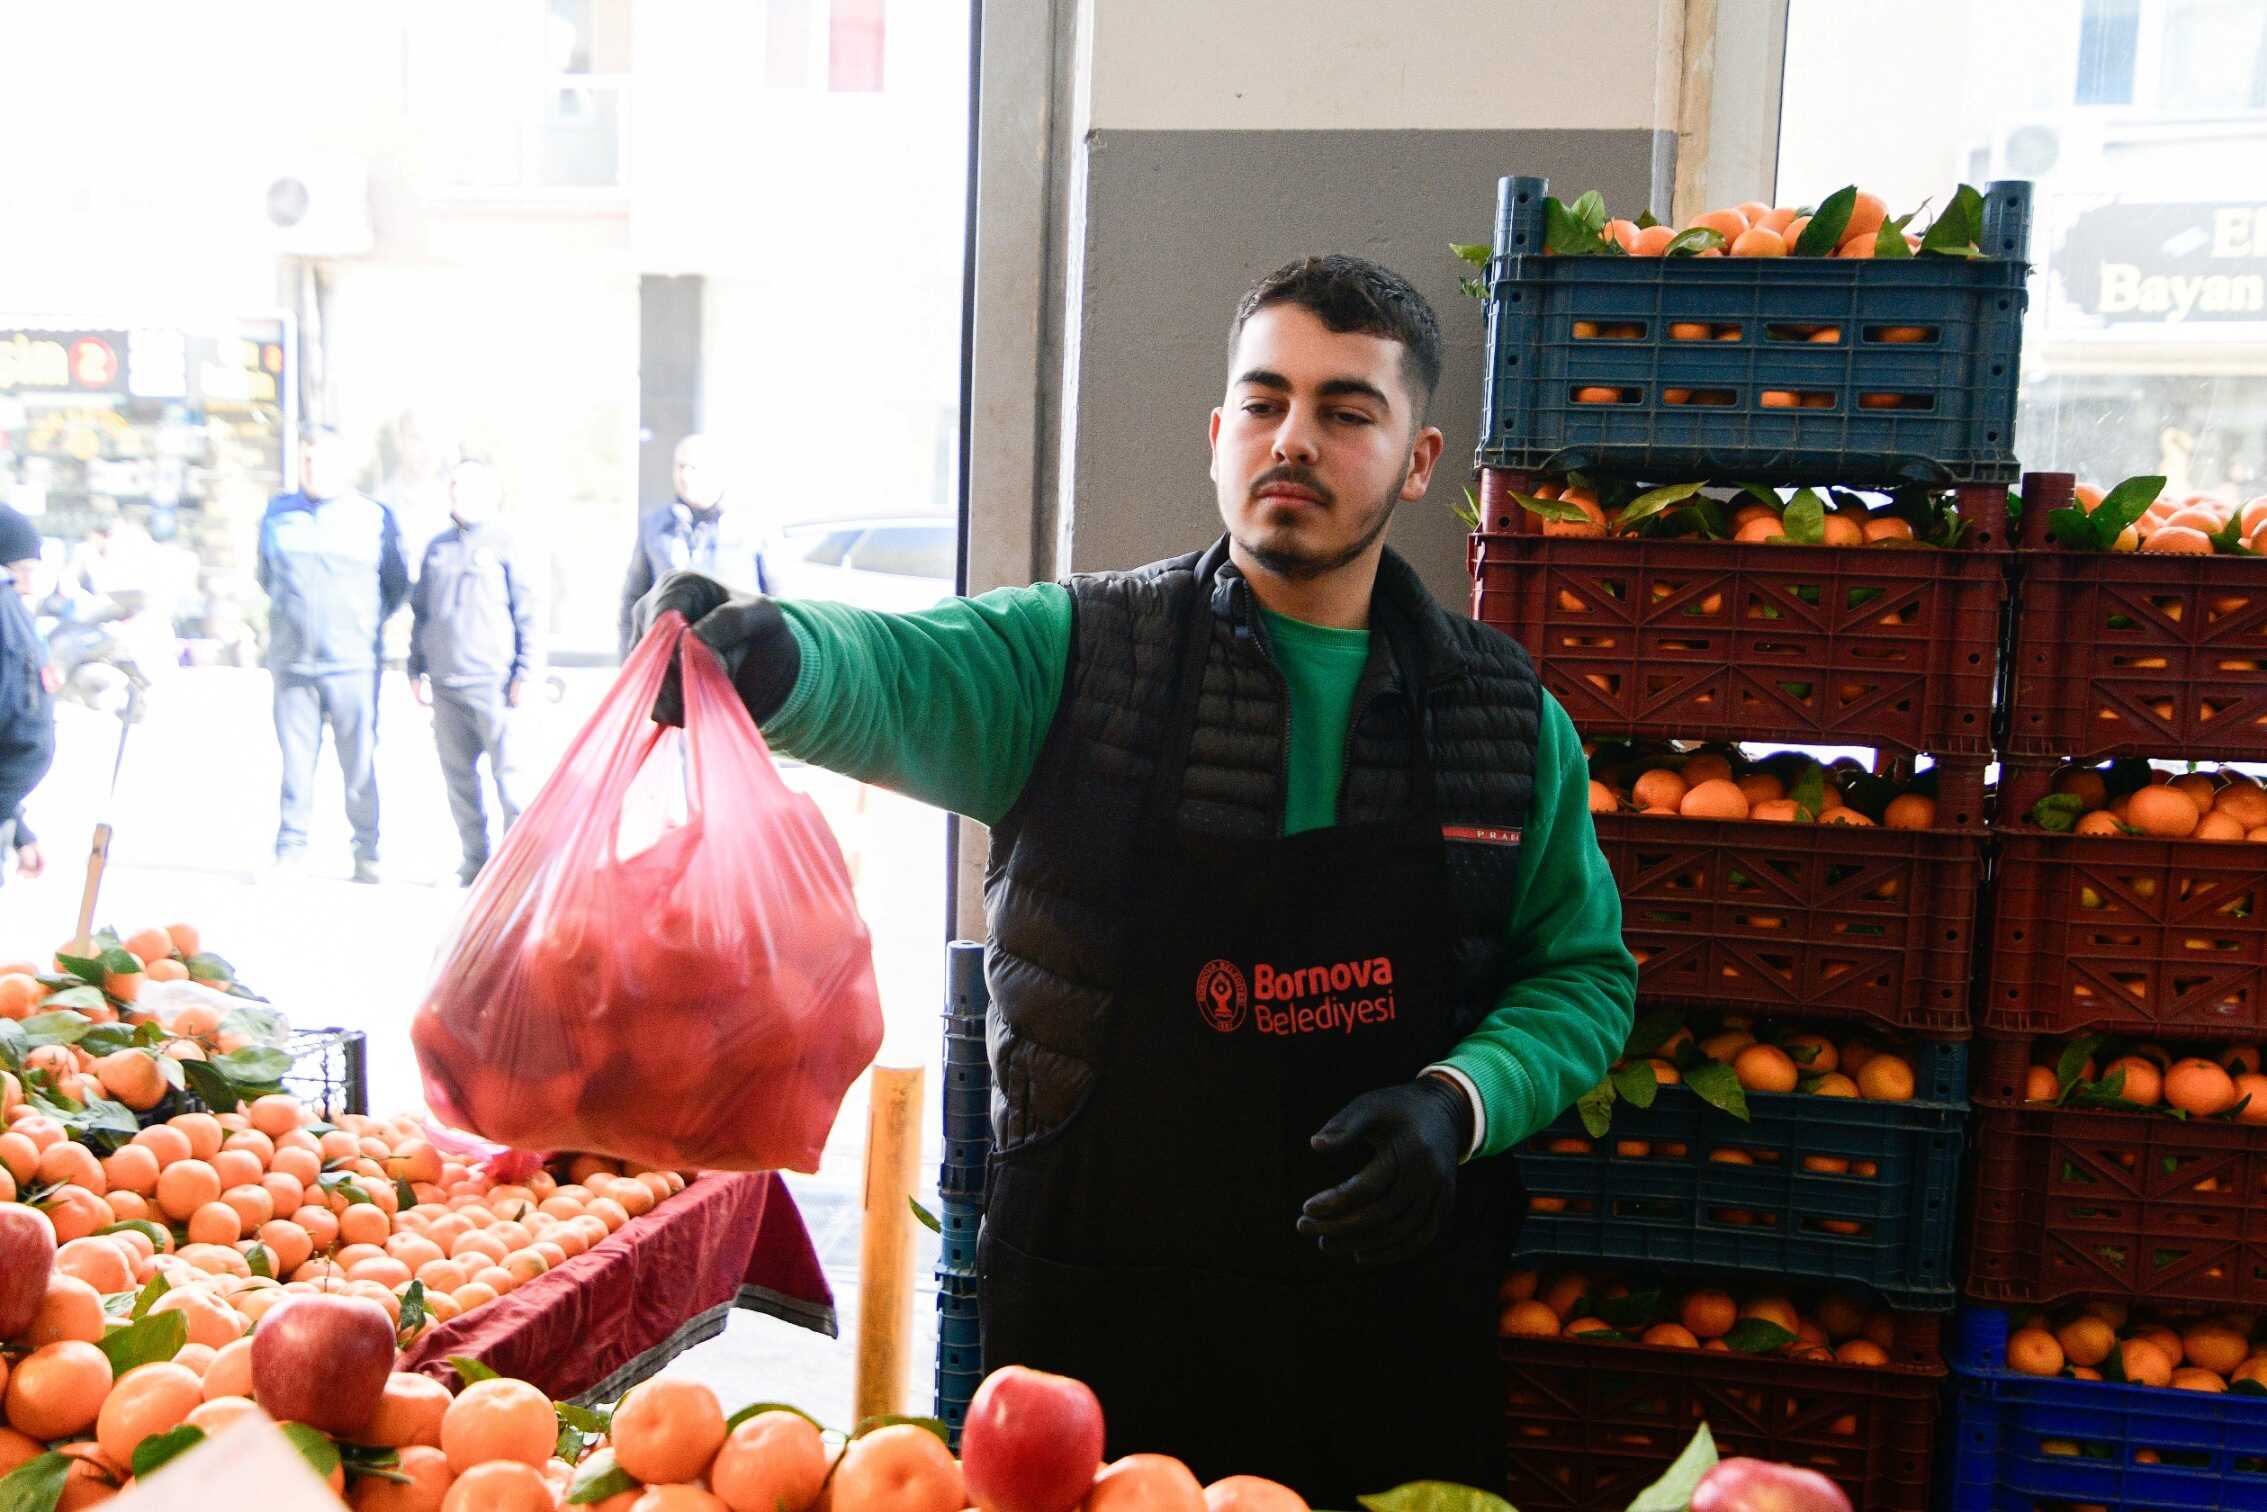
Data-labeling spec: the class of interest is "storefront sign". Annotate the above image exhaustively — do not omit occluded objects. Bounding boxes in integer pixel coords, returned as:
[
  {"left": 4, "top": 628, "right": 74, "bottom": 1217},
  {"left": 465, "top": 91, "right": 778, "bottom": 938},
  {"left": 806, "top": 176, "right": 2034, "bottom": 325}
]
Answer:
[
  {"left": 2056, "top": 201, "right": 2267, "bottom": 325},
  {"left": 0, "top": 329, "right": 128, "bottom": 394}
]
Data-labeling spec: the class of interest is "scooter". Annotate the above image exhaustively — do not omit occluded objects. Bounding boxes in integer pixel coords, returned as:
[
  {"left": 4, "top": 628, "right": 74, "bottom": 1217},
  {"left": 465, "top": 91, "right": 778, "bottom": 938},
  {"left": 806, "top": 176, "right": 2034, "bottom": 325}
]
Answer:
[{"left": 39, "top": 591, "right": 156, "bottom": 723}]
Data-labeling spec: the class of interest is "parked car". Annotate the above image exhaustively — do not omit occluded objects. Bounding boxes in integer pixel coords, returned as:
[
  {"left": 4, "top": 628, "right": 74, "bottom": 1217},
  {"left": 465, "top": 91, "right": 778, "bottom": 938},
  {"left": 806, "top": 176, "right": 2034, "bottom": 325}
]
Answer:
[{"left": 760, "top": 516, "right": 957, "bottom": 613}]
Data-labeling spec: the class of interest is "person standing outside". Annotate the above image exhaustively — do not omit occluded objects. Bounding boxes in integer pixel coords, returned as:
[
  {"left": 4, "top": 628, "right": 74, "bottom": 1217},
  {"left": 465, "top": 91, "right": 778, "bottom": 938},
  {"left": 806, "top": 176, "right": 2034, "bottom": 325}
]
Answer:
[
  {"left": 257, "top": 427, "right": 409, "bottom": 883},
  {"left": 0, "top": 505, "right": 55, "bottom": 889},
  {"left": 617, "top": 433, "right": 768, "bottom": 659},
  {"left": 635, "top": 256, "right": 1635, "bottom": 1500},
  {"left": 408, "top": 459, "right": 538, "bottom": 886}
]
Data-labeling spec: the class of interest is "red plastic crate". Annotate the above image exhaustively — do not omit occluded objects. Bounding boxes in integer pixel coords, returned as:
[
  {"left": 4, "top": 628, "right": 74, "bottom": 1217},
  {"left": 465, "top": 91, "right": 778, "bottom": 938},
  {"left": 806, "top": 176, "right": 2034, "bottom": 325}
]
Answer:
[
  {"left": 1985, "top": 762, "right": 2267, "bottom": 1038},
  {"left": 1966, "top": 1037, "right": 2267, "bottom": 1308},
  {"left": 2003, "top": 472, "right": 2267, "bottom": 764},
  {"left": 1468, "top": 470, "right": 2008, "bottom": 756},
  {"left": 1599, "top": 767, "right": 1986, "bottom": 1035},
  {"left": 1501, "top": 1312, "right": 1944, "bottom": 1512}
]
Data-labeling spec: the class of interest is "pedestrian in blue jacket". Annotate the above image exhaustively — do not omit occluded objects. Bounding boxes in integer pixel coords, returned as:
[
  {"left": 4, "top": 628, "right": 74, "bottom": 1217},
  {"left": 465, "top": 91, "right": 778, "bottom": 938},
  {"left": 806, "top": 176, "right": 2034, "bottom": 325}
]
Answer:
[
  {"left": 409, "top": 459, "right": 538, "bottom": 886},
  {"left": 617, "top": 434, "right": 767, "bottom": 658},
  {"left": 0, "top": 506, "right": 54, "bottom": 889},
  {"left": 256, "top": 428, "right": 409, "bottom": 883}
]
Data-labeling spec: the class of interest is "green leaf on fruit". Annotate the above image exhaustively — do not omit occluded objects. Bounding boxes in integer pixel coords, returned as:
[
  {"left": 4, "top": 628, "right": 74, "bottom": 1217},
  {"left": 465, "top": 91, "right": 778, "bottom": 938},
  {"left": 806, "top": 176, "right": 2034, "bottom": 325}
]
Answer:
[
  {"left": 1575, "top": 1082, "right": 1616, "bottom": 1139},
  {"left": 724, "top": 1402, "right": 826, "bottom": 1433},
  {"left": 180, "top": 1058, "right": 241, "bottom": 1112},
  {"left": 131, "top": 1426, "right": 206, "bottom": 1479},
  {"left": 21, "top": 1011, "right": 93, "bottom": 1047},
  {"left": 1625, "top": 1424, "right": 1720, "bottom": 1511},
  {"left": 1636, "top": 209, "right": 1662, "bottom": 230},
  {"left": 1919, "top": 184, "right": 1986, "bottom": 256},
  {"left": 2232, "top": 1376, "right": 2267, "bottom": 1396},
  {"left": 338, "top": 1444, "right": 412, "bottom": 1485},
  {"left": 1594, "top": 1289, "right": 1666, "bottom": 1331},
  {"left": 1614, "top": 481, "right": 1708, "bottom": 533},
  {"left": 1450, "top": 241, "right": 1492, "bottom": 268},
  {"left": 1515, "top": 493, "right": 1593, "bottom": 525},
  {"left": 1610, "top": 1061, "right": 1659, "bottom": 1110},
  {"left": 450, "top": 1356, "right": 501, "bottom": 1386},
  {"left": 850, "top": 1415, "right": 949, "bottom": 1445},
  {"left": 1543, "top": 196, "right": 1615, "bottom": 256},
  {"left": 1622, "top": 1008, "right": 1685, "bottom": 1061},
  {"left": 1780, "top": 489, "right": 1828, "bottom": 544},
  {"left": 97, "top": 1309, "right": 186, "bottom": 1373},
  {"left": 320, "top": 1173, "right": 376, "bottom": 1206},
  {"left": 1795, "top": 186, "right": 1857, "bottom": 256},
  {"left": 1722, "top": 1318, "right": 1797, "bottom": 1353},
  {"left": 555, "top": 1402, "right": 611, "bottom": 1436},
  {"left": 908, "top": 1197, "right": 941, "bottom": 1234},
  {"left": 1874, "top": 222, "right": 1913, "bottom": 258},
  {"left": 211, "top": 1046, "right": 293, "bottom": 1084},
  {"left": 246, "top": 1244, "right": 272, "bottom": 1280},
  {"left": 1683, "top": 1061, "right": 1751, "bottom": 1122},
  {"left": 1664, "top": 227, "right": 1726, "bottom": 257},
  {"left": 567, "top": 1454, "right": 640, "bottom": 1505},
  {"left": 0, "top": 1452, "right": 73, "bottom": 1512},
  {"left": 1791, "top": 764, "right": 1829, "bottom": 822},
  {"left": 2029, "top": 793, "right": 2086, "bottom": 833},
  {"left": 55, "top": 953, "right": 105, "bottom": 986},
  {"left": 185, "top": 952, "right": 235, "bottom": 983},
  {"left": 278, "top": 1423, "right": 341, "bottom": 1482},
  {"left": 1357, "top": 1483, "right": 1516, "bottom": 1512},
  {"left": 132, "top": 1268, "right": 170, "bottom": 1320},
  {"left": 218, "top": 1004, "right": 287, "bottom": 1045}
]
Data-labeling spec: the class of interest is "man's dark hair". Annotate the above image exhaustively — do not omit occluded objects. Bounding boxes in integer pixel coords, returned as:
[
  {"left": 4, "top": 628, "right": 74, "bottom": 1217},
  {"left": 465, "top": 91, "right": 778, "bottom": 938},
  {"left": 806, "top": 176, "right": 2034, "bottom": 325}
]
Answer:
[{"left": 1229, "top": 255, "right": 1444, "bottom": 412}]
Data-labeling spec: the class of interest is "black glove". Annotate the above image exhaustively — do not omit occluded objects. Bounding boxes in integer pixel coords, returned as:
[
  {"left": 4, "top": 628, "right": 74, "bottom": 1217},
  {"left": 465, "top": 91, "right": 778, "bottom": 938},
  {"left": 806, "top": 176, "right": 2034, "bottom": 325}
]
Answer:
[
  {"left": 1296, "top": 1076, "right": 1473, "bottom": 1266},
  {"left": 631, "top": 571, "right": 800, "bottom": 727}
]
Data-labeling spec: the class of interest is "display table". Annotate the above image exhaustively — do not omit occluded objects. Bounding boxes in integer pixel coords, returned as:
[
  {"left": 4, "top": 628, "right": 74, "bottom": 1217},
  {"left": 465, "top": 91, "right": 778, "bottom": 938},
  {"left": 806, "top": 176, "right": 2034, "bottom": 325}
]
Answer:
[{"left": 399, "top": 1171, "right": 835, "bottom": 1404}]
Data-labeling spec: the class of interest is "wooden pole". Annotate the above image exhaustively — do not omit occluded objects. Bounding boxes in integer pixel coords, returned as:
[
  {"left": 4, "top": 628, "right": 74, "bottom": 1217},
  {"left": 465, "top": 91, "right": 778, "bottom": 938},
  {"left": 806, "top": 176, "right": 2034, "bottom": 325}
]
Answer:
[
  {"left": 854, "top": 1065, "right": 926, "bottom": 1423},
  {"left": 70, "top": 822, "right": 112, "bottom": 957}
]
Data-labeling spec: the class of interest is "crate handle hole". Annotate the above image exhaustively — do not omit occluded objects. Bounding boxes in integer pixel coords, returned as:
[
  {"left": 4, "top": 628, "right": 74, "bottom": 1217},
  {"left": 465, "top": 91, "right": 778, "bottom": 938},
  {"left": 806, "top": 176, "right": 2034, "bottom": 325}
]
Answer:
[
  {"left": 1862, "top": 324, "right": 1939, "bottom": 344},
  {"left": 1571, "top": 385, "right": 1643, "bottom": 405}
]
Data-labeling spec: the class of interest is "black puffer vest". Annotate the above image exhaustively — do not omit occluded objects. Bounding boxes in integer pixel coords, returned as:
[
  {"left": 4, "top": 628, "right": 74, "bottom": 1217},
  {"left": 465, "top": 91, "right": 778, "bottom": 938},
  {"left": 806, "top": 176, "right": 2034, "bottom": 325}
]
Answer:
[{"left": 984, "top": 539, "right": 1542, "bottom": 1149}]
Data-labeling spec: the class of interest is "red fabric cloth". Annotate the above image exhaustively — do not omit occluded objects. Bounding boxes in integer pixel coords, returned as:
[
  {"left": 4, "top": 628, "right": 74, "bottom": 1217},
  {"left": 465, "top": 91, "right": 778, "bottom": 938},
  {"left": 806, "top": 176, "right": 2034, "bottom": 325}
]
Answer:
[{"left": 400, "top": 1172, "right": 834, "bottom": 1402}]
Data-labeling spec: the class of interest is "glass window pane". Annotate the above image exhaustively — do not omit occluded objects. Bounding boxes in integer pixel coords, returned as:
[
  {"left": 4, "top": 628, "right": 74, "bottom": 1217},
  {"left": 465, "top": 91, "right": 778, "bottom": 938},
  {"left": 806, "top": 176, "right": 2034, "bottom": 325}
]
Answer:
[
  {"left": 847, "top": 524, "right": 952, "bottom": 578},
  {"left": 1782, "top": 0, "right": 2267, "bottom": 499}
]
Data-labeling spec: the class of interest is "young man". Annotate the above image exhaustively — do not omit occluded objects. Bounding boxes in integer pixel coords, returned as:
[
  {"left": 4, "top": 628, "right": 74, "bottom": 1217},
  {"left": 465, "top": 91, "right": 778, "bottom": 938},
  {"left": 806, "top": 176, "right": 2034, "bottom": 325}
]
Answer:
[
  {"left": 638, "top": 256, "right": 1635, "bottom": 1500},
  {"left": 257, "top": 428, "right": 410, "bottom": 883},
  {"left": 616, "top": 432, "right": 768, "bottom": 659},
  {"left": 0, "top": 505, "right": 55, "bottom": 888},
  {"left": 408, "top": 459, "right": 538, "bottom": 886}
]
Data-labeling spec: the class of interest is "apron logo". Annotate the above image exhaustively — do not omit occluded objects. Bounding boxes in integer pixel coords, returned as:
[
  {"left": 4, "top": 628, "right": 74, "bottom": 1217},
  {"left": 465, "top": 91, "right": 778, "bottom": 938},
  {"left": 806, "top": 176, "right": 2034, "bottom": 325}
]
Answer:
[
  {"left": 1194, "top": 960, "right": 1249, "bottom": 1033},
  {"left": 1195, "top": 957, "right": 1400, "bottom": 1037}
]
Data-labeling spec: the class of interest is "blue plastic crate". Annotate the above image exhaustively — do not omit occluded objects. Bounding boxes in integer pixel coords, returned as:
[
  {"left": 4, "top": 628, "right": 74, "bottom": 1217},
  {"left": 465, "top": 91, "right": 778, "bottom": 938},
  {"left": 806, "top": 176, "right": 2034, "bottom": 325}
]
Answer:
[
  {"left": 1944, "top": 1307, "right": 2267, "bottom": 1511},
  {"left": 943, "top": 1083, "right": 990, "bottom": 1126},
  {"left": 1512, "top": 1039, "right": 1968, "bottom": 1308},
  {"left": 1477, "top": 175, "right": 2031, "bottom": 486}
]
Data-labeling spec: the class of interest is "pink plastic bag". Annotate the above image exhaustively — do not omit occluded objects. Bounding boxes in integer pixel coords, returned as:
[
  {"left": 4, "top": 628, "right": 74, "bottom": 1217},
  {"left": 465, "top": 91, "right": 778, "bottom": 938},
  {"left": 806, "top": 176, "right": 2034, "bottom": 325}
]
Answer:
[{"left": 411, "top": 614, "right": 883, "bottom": 1173}]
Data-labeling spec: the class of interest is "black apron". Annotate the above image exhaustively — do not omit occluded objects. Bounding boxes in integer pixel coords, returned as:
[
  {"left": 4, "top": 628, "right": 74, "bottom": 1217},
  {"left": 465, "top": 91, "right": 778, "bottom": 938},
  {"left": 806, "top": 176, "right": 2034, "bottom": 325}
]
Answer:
[{"left": 980, "top": 564, "right": 1517, "bottom": 1505}]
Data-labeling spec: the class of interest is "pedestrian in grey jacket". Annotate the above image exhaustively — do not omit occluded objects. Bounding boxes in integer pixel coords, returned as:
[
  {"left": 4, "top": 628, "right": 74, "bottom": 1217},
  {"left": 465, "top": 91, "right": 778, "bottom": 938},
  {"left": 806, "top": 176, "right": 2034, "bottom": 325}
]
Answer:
[
  {"left": 409, "top": 459, "right": 538, "bottom": 886},
  {"left": 617, "top": 433, "right": 768, "bottom": 658},
  {"left": 257, "top": 428, "right": 409, "bottom": 882}
]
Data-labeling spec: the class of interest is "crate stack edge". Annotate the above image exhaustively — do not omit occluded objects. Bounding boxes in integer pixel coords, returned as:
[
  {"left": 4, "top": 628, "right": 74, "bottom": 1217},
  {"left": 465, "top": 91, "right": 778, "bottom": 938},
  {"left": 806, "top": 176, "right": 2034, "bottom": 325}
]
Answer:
[
  {"left": 935, "top": 940, "right": 988, "bottom": 1443},
  {"left": 1464, "top": 170, "right": 2038, "bottom": 1512}
]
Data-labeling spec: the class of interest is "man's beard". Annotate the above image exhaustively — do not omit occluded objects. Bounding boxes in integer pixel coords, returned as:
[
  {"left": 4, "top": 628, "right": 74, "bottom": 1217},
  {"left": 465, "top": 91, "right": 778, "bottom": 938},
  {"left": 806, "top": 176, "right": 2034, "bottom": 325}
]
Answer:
[{"left": 1234, "top": 460, "right": 1409, "bottom": 582}]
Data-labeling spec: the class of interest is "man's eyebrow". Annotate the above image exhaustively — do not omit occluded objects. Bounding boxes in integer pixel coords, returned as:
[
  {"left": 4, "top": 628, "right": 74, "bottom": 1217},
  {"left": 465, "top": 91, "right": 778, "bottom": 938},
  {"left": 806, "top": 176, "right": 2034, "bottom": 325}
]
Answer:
[{"left": 1231, "top": 370, "right": 1394, "bottom": 409}]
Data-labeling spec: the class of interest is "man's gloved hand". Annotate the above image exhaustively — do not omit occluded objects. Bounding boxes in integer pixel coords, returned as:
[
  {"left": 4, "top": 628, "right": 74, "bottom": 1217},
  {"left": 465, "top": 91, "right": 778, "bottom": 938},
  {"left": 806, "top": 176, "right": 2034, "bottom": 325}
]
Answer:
[
  {"left": 631, "top": 570, "right": 800, "bottom": 727},
  {"left": 1296, "top": 1075, "right": 1473, "bottom": 1266}
]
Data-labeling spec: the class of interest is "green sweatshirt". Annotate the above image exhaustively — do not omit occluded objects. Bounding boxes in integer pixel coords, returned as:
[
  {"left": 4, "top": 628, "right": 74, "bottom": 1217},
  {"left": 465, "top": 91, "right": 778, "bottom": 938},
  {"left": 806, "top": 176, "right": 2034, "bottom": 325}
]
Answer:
[{"left": 764, "top": 585, "right": 1636, "bottom": 1158}]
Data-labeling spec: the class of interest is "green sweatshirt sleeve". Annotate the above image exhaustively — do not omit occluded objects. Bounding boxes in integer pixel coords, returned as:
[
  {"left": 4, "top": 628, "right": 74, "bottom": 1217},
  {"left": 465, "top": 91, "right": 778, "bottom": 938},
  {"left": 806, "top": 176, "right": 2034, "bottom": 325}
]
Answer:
[
  {"left": 1439, "top": 694, "right": 1638, "bottom": 1157},
  {"left": 761, "top": 584, "right": 1073, "bottom": 827}
]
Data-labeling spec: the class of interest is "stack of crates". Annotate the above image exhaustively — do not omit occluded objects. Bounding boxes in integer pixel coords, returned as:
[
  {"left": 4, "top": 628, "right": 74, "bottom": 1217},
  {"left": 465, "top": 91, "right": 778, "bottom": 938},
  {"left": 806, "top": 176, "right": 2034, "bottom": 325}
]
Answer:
[
  {"left": 1466, "top": 171, "right": 2037, "bottom": 1511},
  {"left": 1948, "top": 471, "right": 2267, "bottom": 1510},
  {"left": 934, "top": 941, "right": 989, "bottom": 1443}
]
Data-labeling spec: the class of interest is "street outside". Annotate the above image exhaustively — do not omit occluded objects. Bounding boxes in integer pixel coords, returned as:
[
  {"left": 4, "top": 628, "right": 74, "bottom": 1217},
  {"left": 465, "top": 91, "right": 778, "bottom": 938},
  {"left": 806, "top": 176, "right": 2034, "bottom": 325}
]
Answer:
[{"left": 2, "top": 662, "right": 956, "bottom": 1423}]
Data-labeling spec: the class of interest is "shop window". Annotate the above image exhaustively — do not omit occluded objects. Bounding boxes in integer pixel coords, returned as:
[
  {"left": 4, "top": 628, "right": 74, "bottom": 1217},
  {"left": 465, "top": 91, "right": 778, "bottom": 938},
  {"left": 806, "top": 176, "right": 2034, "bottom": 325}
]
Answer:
[
  {"left": 763, "top": 0, "right": 885, "bottom": 92},
  {"left": 416, "top": 0, "right": 631, "bottom": 193},
  {"left": 1782, "top": 0, "right": 2267, "bottom": 498}
]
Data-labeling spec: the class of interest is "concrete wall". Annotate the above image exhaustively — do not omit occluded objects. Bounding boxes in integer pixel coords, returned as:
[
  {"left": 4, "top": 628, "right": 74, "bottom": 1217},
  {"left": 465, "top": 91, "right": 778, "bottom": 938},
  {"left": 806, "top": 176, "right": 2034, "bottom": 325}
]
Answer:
[{"left": 1052, "top": 0, "right": 1679, "bottom": 609}]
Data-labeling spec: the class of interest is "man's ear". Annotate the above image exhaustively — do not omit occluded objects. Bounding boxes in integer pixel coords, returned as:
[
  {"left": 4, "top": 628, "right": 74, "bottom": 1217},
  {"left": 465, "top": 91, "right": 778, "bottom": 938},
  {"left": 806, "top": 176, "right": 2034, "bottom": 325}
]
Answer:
[
  {"left": 1207, "top": 406, "right": 1222, "bottom": 483},
  {"left": 1400, "top": 424, "right": 1446, "bottom": 501}
]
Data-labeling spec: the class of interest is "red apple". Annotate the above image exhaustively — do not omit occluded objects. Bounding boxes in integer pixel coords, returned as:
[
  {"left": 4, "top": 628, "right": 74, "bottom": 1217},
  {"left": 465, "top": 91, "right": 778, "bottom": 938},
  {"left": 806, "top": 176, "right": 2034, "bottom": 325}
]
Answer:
[
  {"left": 1690, "top": 1458, "right": 1853, "bottom": 1512},
  {"left": 250, "top": 1294, "right": 395, "bottom": 1436},
  {"left": 0, "top": 1205, "right": 57, "bottom": 1340},
  {"left": 963, "top": 1367, "right": 1107, "bottom": 1512},
  {"left": 1083, "top": 1455, "right": 1205, "bottom": 1512}
]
